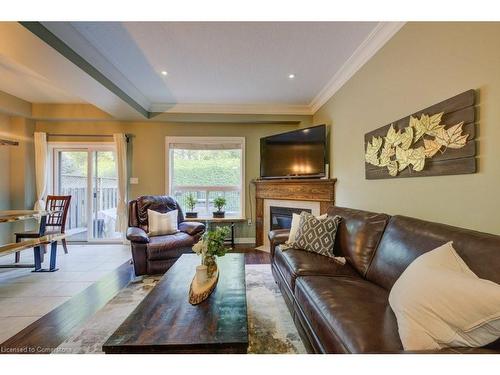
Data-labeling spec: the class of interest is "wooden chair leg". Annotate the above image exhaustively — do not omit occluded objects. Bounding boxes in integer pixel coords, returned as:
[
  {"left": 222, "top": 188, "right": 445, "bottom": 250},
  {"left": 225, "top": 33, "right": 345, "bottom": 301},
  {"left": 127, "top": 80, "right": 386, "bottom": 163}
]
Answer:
[{"left": 62, "top": 238, "right": 69, "bottom": 254}]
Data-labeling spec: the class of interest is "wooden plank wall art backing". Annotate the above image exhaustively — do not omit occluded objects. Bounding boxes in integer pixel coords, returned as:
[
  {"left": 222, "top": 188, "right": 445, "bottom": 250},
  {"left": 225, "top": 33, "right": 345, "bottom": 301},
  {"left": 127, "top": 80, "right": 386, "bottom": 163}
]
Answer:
[{"left": 364, "top": 89, "right": 476, "bottom": 179}]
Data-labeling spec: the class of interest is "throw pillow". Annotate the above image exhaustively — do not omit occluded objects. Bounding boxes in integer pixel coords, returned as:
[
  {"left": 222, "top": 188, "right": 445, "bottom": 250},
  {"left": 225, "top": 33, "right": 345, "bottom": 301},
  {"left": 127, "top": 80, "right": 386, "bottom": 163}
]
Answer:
[
  {"left": 147, "top": 209, "right": 179, "bottom": 236},
  {"left": 291, "top": 212, "right": 341, "bottom": 258},
  {"left": 389, "top": 241, "right": 500, "bottom": 351},
  {"left": 288, "top": 212, "right": 328, "bottom": 243}
]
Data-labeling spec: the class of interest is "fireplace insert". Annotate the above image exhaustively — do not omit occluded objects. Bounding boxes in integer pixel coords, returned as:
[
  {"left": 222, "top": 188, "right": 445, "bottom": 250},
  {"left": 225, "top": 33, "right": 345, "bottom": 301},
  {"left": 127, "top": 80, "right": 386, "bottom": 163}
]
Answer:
[{"left": 270, "top": 206, "right": 312, "bottom": 230}]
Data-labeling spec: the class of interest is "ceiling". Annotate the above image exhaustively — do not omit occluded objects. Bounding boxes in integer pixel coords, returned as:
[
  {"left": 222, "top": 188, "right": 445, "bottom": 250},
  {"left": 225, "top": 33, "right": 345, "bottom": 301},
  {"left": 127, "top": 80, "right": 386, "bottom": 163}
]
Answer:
[
  {"left": 67, "top": 22, "right": 378, "bottom": 105},
  {"left": 0, "top": 22, "right": 404, "bottom": 117},
  {"left": 0, "top": 54, "right": 84, "bottom": 103}
]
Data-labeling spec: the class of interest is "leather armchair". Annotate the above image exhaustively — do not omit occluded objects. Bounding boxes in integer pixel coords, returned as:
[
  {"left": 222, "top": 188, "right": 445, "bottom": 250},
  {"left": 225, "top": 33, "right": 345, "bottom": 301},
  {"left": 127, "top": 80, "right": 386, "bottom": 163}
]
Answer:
[{"left": 127, "top": 195, "right": 205, "bottom": 276}]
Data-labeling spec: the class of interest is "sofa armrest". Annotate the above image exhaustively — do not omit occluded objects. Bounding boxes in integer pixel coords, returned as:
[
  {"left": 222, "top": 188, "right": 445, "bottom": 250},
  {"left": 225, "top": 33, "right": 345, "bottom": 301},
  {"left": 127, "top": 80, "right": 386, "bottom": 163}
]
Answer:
[
  {"left": 179, "top": 221, "right": 206, "bottom": 236},
  {"left": 268, "top": 229, "right": 290, "bottom": 259},
  {"left": 127, "top": 227, "right": 150, "bottom": 243}
]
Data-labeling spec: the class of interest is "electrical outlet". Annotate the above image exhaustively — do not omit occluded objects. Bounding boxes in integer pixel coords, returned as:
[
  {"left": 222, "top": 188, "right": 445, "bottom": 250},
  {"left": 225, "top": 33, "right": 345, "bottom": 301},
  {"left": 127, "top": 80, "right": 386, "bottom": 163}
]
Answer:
[{"left": 247, "top": 219, "right": 252, "bottom": 225}]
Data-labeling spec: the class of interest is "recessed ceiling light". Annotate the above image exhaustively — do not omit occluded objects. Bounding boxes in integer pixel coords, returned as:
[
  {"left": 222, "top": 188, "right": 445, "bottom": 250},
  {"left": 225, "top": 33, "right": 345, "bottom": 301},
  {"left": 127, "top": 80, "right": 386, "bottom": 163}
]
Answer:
[
  {"left": 288, "top": 74, "right": 295, "bottom": 79},
  {"left": 161, "top": 70, "right": 168, "bottom": 76}
]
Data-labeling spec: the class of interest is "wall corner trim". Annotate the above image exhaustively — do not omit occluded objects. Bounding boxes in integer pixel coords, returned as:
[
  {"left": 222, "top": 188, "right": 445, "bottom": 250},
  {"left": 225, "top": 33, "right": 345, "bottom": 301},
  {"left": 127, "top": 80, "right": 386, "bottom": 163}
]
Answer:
[{"left": 309, "top": 22, "right": 406, "bottom": 114}]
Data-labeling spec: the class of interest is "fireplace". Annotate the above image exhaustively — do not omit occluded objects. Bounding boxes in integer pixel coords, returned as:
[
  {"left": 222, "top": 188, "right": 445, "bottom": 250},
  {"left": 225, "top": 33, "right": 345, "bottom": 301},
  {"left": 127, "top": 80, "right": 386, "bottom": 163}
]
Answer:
[
  {"left": 253, "top": 178, "right": 336, "bottom": 249},
  {"left": 270, "top": 206, "right": 311, "bottom": 230}
]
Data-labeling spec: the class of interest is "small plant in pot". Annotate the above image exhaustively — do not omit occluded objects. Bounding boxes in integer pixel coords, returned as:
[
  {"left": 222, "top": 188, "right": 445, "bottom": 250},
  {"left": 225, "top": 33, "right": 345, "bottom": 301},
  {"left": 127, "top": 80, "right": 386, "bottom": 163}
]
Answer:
[
  {"left": 192, "top": 226, "right": 230, "bottom": 278},
  {"left": 185, "top": 193, "right": 198, "bottom": 219},
  {"left": 212, "top": 196, "right": 226, "bottom": 218}
]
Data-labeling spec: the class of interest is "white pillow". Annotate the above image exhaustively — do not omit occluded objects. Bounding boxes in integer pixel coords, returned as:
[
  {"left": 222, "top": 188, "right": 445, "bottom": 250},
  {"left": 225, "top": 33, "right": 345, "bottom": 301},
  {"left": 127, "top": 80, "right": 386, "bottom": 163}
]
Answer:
[
  {"left": 147, "top": 209, "right": 179, "bottom": 236},
  {"left": 389, "top": 241, "right": 500, "bottom": 351},
  {"left": 288, "top": 212, "right": 328, "bottom": 243}
]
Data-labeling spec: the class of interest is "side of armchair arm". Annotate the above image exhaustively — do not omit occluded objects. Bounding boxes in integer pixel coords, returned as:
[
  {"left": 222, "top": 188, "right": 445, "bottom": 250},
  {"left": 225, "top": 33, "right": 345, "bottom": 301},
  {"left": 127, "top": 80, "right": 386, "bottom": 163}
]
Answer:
[
  {"left": 179, "top": 221, "right": 206, "bottom": 236},
  {"left": 127, "top": 227, "right": 150, "bottom": 243},
  {"left": 395, "top": 347, "right": 500, "bottom": 354},
  {"left": 268, "top": 229, "right": 290, "bottom": 260}
]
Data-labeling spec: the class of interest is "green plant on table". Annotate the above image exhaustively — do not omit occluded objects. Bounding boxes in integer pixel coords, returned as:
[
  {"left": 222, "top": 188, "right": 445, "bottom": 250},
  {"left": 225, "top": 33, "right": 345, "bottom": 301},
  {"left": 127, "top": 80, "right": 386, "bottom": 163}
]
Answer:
[
  {"left": 213, "top": 196, "right": 227, "bottom": 212},
  {"left": 192, "top": 226, "right": 231, "bottom": 277},
  {"left": 186, "top": 193, "right": 197, "bottom": 212},
  {"left": 192, "top": 226, "right": 231, "bottom": 259}
]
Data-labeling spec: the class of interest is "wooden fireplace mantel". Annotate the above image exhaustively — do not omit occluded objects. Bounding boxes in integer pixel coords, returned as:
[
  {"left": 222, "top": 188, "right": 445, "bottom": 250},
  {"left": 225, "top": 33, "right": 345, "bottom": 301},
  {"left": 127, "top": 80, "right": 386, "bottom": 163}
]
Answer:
[{"left": 252, "top": 178, "right": 336, "bottom": 246}]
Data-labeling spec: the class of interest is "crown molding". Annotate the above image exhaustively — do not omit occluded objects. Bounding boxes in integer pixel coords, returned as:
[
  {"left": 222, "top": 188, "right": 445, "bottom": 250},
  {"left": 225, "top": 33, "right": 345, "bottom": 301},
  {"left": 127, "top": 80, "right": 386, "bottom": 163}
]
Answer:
[
  {"left": 149, "top": 102, "right": 313, "bottom": 116},
  {"left": 309, "top": 22, "right": 406, "bottom": 114}
]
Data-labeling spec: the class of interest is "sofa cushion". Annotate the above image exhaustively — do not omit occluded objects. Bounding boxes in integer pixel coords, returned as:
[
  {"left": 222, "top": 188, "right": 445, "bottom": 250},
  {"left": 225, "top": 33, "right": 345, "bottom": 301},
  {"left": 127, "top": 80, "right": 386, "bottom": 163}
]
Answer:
[
  {"left": 389, "top": 241, "right": 500, "bottom": 351},
  {"left": 274, "top": 246, "right": 360, "bottom": 291},
  {"left": 147, "top": 232, "right": 196, "bottom": 260},
  {"left": 289, "top": 212, "right": 328, "bottom": 243},
  {"left": 366, "top": 215, "right": 500, "bottom": 290},
  {"left": 295, "top": 276, "right": 403, "bottom": 353},
  {"left": 147, "top": 209, "right": 179, "bottom": 236},
  {"left": 292, "top": 212, "right": 342, "bottom": 259},
  {"left": 328, "top": 206, "right": 390, "bottom": 276}
]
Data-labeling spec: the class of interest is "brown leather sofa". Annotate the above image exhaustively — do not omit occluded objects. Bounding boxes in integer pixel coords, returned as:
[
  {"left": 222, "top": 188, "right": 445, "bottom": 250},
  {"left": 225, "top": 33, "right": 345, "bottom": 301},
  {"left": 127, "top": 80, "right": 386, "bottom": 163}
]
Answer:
[
  {"left": 127, "top": 195, "right": 205, "bottom": 276},
  {"left": 269, "top": 206, "right": 500, "bottom": 354}
]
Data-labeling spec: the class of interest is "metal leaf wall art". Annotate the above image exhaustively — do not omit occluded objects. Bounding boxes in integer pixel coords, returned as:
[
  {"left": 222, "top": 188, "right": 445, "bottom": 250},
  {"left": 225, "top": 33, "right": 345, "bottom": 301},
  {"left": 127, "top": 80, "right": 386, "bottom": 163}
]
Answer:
[{"left": 365, "top": 112, "right": 469, "bottom": 177}]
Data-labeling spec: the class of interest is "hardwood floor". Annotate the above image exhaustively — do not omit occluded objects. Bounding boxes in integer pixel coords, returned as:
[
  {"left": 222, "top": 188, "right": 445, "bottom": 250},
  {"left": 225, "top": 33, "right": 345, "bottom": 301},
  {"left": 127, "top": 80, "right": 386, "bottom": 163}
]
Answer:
[
  {"left": 233, "top": 244, "right": 270, "bottom": 264},
  {"left": 0, "top": 245, "right": 267, "bottom": 354}
]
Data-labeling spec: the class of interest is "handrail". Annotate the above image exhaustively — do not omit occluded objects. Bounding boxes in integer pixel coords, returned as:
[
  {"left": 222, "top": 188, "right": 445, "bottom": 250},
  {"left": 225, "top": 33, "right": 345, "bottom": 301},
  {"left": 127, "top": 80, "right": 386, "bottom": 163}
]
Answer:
[{"left": 172, "top": 185, "right": 240, "bottom": 192}]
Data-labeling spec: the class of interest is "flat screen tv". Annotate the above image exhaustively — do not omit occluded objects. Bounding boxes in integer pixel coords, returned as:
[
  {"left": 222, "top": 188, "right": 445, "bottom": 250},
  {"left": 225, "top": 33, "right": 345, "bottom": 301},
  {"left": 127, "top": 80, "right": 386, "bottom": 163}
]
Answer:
[{"left": 260, "top": 124, "right": 327, "bottom": 179}]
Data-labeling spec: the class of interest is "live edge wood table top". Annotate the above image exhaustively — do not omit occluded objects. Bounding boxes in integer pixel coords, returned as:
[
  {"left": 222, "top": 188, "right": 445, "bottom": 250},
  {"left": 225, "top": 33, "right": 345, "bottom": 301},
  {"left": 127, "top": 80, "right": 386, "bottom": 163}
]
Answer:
[{"left": 102, "top": 253, "right": 248, "bottom": 354}]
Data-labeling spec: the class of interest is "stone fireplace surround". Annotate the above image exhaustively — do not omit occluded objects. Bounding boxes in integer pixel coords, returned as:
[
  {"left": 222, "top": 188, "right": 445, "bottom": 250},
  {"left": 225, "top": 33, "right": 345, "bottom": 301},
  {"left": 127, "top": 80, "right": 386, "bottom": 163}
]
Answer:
[{"left": 253, "top": 179, "right": 336, "bottom": 251}]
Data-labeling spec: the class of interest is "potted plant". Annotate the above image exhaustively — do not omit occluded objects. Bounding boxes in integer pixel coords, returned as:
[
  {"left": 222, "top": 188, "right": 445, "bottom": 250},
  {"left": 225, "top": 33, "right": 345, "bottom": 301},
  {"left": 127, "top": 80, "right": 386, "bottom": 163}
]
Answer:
[
  {"left": 212, "top": 196, "right": 226, "bottom": 218},
  {"left": 192, "top": 226, "right": 230, "bottom": 278},
  {"left": 185, "top": 193, "right": 198, "bottom": 219}
]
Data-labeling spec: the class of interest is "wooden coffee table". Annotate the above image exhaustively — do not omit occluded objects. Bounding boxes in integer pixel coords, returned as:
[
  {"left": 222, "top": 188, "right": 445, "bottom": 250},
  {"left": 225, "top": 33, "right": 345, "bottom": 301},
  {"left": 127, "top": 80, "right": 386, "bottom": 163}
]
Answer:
[{"left": 102, "top": 253, "right": 248, "bottom": 354}]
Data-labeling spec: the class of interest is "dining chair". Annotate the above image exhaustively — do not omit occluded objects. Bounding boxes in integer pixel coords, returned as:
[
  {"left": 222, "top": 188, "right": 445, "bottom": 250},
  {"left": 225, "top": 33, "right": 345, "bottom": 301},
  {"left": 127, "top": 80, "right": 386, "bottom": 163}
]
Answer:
[{"left": 14, "top": 195, "right": 72, "bottom": 263}]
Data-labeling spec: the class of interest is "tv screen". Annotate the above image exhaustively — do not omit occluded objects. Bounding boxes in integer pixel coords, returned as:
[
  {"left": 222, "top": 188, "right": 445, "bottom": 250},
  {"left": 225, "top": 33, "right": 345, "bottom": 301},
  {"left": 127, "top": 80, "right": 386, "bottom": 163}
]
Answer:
[{"left": 260, "top": 125, "right": 326, "bottom": 179}]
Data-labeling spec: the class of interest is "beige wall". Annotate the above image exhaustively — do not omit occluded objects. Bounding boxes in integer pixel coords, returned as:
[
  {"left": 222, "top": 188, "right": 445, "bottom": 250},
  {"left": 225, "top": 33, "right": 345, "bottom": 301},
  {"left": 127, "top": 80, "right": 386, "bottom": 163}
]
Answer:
[
  {"left": 313, "top": 22, "right": 500, "bottom": 235},
  {"left": 0, "top": 115, "right": 35, "bottom": 244},
  {"left": 9, "top": 117, "right": 36, "bottom": 212},
  {"left": 0, "top": 114, "right": 11, "bottom": 243},
  {"left": 35, "top": 120, "right": 302, "bottom": 239}
]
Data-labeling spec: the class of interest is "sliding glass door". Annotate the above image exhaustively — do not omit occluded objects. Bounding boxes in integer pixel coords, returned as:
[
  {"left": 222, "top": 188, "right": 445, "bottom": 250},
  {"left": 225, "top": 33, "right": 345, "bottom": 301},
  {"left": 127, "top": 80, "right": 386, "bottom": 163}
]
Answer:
[
  {"left": 57, "top": 150, "right": 89, "bottom": 241},
  {"left": 51, "top": 144, "right": 121, "bottom": 242},
  {"left": 91, "top": 150, "right": 121, "bottom": 241}
]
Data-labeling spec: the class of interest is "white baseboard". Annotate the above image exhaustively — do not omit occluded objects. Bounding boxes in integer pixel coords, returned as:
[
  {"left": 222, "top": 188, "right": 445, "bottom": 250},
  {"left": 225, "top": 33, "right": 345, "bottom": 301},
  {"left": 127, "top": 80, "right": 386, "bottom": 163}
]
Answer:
[{"left": 234, "top": 237, "right": 255, "bottom": 244}]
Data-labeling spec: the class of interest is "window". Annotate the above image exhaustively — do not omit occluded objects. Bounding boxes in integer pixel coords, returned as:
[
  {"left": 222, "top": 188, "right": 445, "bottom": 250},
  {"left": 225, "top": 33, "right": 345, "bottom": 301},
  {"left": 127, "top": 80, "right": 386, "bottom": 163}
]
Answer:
[{"left": 166, "top": 137, "right": 245, "bottom": 218}]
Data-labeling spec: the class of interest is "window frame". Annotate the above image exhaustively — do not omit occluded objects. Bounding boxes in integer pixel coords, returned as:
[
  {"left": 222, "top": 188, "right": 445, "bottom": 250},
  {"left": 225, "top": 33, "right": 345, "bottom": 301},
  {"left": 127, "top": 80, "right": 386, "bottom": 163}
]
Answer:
[{"left": 165, "top": 136, "right": 246, "bottom": 219}]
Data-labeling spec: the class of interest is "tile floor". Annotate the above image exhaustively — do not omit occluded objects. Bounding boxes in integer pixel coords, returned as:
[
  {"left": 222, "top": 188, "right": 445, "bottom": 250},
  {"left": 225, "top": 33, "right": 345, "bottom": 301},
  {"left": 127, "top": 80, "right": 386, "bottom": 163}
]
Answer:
[{"left": 0, "top": 243, "right": 131, "bottom": 343}]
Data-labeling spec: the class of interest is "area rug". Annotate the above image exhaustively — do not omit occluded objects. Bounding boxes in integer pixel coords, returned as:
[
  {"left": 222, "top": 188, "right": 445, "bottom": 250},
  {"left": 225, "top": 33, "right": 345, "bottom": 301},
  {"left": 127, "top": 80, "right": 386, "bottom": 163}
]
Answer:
[{"left": 54, "top": 264, "right": 306, "bottom": 354}]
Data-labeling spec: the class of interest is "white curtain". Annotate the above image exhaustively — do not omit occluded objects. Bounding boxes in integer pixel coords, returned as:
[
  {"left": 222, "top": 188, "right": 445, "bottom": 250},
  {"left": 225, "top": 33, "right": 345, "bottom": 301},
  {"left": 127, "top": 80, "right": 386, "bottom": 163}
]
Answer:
[
  {"left": 113, "top": 134, "right": 128, "bottom": 238},
  {"left": 33, "top": 132, "right": 48, "bottom": 210}
]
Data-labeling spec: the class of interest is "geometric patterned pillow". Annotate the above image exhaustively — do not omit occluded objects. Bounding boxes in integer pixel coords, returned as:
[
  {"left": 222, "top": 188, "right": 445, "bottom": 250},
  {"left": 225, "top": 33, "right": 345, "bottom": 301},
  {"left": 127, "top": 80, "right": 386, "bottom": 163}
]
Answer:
[{"left": 292, "top": 212, "right": 342, "bottom": 259}]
